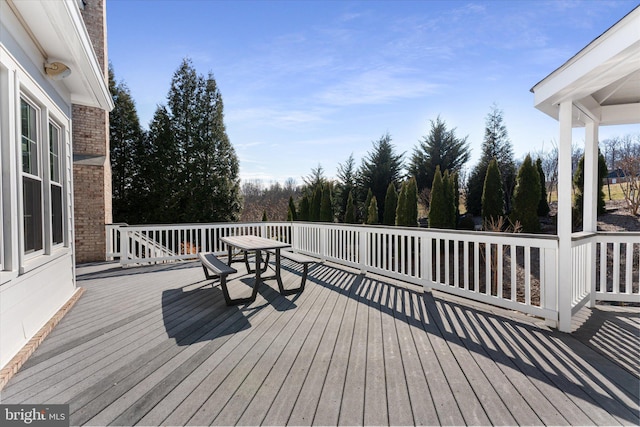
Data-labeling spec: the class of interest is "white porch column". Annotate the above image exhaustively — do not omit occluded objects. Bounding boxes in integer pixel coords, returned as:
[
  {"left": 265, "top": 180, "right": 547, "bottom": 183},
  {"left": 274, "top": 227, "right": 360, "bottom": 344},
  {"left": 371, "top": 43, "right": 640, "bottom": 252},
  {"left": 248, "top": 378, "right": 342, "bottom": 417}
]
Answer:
[
  {"left": 583, "top": 121, "right": 599, "bottom": 308},
  {"left": 583, "top": 121, "right": 599, "bottom": 232},
  {"left": 557, "top": 101, "right": 574, "bottom": 332}
]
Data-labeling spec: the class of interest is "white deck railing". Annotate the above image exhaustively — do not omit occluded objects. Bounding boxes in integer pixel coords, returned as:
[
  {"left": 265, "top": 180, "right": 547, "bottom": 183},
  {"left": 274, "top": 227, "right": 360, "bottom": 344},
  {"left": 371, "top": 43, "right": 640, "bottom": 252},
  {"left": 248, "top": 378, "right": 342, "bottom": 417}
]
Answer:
[
  {"left": 595, "top": 232, "right": 640, "bottom": 303},
  {"left": 105, "top": 221, "right": 639, "bottom": 328}
]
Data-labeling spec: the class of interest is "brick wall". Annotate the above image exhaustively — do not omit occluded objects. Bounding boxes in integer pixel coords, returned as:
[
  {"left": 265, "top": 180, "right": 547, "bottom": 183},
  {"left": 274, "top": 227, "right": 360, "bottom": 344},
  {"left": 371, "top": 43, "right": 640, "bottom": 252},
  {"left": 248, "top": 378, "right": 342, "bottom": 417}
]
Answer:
[{"left": 73, "top": 0, "right": 112, "bottom": 263}]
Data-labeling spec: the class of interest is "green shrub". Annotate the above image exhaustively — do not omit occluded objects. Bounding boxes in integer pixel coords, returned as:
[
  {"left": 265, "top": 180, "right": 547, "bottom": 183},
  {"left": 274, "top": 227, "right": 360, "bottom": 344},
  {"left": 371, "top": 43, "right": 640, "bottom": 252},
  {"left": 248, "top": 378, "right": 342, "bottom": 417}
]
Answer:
[
  {"left": 366, "top": 196, "right": 378, "bottom": 225},
  {"left": 383, "top": 183, "right": 398, "bottom": 226},
  {"left": 511, "top": 154, "right": 541, "bottom": 232},
  {"left": 536, "top": 158, "right": 550, "bottom": 217},
  {"left": 288, "top": 196, "right": 297, "bottom": 221},
  {"left": 481, "top": 158, "right": 504, "bottom": 224},
  {"left": 298, "top": 195, "right": 310, "bottom": 221},
  {"left": 429, "top": 166, "right": 449, "bottom": 228},
  {"left": 320, "top": 184, "right": 333, "bottom": 222},
  {"left": 344, "top": 190, "right": 356, "bottom": 224}
]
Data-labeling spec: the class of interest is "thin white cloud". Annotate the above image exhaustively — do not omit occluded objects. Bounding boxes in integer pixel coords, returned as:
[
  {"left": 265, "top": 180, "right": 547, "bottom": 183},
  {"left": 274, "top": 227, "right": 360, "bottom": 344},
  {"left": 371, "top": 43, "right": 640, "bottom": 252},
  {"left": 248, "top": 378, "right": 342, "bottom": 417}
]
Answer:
[
  {"left": 227, "top": 106, "right": 329, "bottom": 128},
  {"left": 317, "top": 67, "right": 440, "bottom": 106}
]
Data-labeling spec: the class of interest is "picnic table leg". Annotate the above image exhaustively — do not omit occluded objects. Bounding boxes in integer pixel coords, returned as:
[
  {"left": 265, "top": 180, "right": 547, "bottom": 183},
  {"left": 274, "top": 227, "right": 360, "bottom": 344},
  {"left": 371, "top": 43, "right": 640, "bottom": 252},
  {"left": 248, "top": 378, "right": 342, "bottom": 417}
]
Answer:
[
  {"left": 275, "top": 249, "right": 285, "bottom": 293},
  {"left": 243, "top": 250, "right": 270, "bottom": 273},
  {"left": 277, "top": 251, "right": 309, "bottom": 296}
]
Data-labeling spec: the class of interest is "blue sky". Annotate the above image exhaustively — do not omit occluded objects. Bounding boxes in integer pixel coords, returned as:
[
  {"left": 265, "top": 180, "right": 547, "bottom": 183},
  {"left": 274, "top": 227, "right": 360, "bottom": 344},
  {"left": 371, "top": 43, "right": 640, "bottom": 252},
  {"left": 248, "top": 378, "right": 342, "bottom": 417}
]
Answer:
[{"left": 107, "top": 0, "right": 639, "bottom": 185}]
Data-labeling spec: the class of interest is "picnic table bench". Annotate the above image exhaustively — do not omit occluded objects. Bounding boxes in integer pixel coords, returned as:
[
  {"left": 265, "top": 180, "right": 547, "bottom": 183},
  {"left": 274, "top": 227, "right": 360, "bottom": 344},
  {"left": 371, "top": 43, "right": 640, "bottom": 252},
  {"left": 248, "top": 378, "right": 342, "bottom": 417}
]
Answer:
[
  {"left": 197, "top": 252, "right": 241, "bottom": 306},
  {"left": 271, "top": 249, "right": 322, "bottom": 295}
]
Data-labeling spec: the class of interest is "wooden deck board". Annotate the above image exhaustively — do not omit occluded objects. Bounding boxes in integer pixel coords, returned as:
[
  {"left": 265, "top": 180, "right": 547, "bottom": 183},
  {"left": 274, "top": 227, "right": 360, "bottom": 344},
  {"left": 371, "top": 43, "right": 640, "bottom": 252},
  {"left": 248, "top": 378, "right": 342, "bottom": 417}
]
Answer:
[
  {"left": 1, "top": 259, "right": 638, "bottom": 426},
  {"left": 311, "top": 272, "right": 361, "bottom": 426}
]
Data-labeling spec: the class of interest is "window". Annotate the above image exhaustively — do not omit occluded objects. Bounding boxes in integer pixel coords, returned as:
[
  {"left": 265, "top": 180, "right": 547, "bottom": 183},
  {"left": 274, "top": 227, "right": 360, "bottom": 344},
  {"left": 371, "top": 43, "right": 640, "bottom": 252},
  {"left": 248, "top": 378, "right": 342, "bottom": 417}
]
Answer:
[
  {"left": 50, "top": 123, "right": 63, "bottom": 245},
  {"left": 21, "top": 98, "right": 43, "bottom": 254}
]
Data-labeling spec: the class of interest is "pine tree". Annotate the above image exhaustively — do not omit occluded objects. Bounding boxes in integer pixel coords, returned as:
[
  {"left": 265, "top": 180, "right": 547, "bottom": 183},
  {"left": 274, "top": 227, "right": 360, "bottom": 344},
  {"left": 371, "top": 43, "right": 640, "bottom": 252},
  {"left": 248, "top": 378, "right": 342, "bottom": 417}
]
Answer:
[
  {"left": 574, "top": 151, "right": 608, "bottom": 223},
  {"left": 363, "top": 188, "right": 373, "bottom": 224},
  {"left": 404, "top": 177, "right": 418, "bottom": 227},
  {"left": 396, "top": 182, "right": 407, "bottom": 226},
  {"left": 288, "top": 196, "right": 297, "bottom": 221},
  {"left": 482, "top": 158, "right": 504, "bottom": 224},
  {"left": 443, "top": 170, "right": 456, "bottom": 229},
  {"left": 536, "top": 158, "right": 550, "bottom": 216},
  {"left": 108, "top": 65, "right": 146, "bottom": 223},
  {"left": 344, "top": 190, "right": 356, "bottom": 224},
  {"left": 429, "top": 166, "right": 449, "bottom": 229},
  {"left": 358, "top": 133, "right": 404, "bottom": 224},
  {"left": 145, "top": 106, "right": 178, "bottom": 223},
  {"left": 262, "top": 210, "right": 268, "bottom": 221},
  {"left": 408, "top": 116, "right": 470, "bottom": 194},
  {"left": 148, "top": 58, "right": 241, "bottom": 223},
  {"left": 511, "top": 155, "right": 541, "bottom": 232},
  {"left": 466, "top": 105, "right": 516, "bottom": 216},
  {"left": 336, "top": 154, "right": 357, "bottom": 222},
  {"left": 310, "top": 186, "right": 322, "bottom": 221},
  {"left": 320, "top": 184, "right": 334, "bottom": 222},
  {"left": 383, "top": 183, "right": 398, "bottom": 226},
  {"left": 452, "top": 171, "right": 460, "bottom": 226},
  {"left": 366, "top": 196, "right": 379, "bottom": 225},
  {"left": 298, "top": 195, "right": 310, "bottom": 221}
]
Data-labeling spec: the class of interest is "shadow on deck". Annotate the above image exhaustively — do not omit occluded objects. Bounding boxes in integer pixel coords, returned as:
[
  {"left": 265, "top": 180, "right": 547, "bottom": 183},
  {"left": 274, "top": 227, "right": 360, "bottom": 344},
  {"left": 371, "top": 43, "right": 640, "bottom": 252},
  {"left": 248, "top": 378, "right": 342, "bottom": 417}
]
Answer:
[{"left": 2, "top": 259, "right": 638, "bottom": 426}]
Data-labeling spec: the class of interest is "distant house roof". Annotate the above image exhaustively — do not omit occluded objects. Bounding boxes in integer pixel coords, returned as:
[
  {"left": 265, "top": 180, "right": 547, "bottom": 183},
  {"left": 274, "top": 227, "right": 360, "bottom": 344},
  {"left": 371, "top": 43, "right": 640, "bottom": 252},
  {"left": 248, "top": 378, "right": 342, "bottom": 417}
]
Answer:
[
  {"left": 531, "top": 6, "right": 640, "bottom": 127},
  {"left": 9, "top": 0, "right": 113, "bottom": 111},
  {"left": 607, "top": 168, "right": 626, "bottom": 179}
]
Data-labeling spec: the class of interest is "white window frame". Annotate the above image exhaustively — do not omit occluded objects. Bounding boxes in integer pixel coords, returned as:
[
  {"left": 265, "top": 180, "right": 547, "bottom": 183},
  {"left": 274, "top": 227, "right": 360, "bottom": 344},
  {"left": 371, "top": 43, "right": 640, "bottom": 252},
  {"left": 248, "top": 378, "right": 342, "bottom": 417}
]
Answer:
[
  {"left": 1, "top": 45, "right": 73, "bottom": 275},
  {"left": 20, "top": 95, "right": 44, "bottom": 258},
  {"left": 49, "top": 121, "right": 65, "bottom": 248}
]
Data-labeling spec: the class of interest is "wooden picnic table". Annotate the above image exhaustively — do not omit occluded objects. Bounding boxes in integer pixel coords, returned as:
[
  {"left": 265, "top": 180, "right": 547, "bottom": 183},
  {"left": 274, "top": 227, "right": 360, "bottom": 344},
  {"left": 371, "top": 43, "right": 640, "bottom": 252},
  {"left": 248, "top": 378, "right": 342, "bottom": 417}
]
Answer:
[{"left": 220, "top": 235, "right": 290, "bottom": 304}]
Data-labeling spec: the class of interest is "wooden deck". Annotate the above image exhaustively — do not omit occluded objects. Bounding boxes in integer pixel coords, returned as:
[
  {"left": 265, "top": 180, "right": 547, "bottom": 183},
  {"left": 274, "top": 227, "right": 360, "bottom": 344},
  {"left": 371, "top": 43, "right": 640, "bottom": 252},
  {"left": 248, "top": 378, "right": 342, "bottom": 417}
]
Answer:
[{"left": 1, "top": 258, "right": 638, "bottom": 426}]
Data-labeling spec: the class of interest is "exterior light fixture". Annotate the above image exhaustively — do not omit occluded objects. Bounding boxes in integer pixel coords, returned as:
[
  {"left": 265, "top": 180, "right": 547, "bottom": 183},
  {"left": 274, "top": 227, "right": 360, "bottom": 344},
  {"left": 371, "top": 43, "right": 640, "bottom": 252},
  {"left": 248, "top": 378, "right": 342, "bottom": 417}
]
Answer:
[{"left": 44, "top": 61, "right": 72, "bottom": 80}]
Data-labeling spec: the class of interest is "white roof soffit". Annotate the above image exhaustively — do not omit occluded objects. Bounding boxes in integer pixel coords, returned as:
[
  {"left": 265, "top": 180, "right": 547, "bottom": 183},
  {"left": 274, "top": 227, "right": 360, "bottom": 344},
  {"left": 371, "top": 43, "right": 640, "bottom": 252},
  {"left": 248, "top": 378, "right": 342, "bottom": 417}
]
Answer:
[
  {"left": 531, "top": 6, "right": 640, "bottom": 127},
  {"left": 10, "top": 0, "right": 114, "bottom": 111}
]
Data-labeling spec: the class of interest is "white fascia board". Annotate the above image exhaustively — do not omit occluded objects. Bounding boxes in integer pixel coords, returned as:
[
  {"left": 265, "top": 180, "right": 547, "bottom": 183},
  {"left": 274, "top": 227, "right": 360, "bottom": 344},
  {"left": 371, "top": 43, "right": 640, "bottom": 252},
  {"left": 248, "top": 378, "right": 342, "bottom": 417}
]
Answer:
[
  {"left": 10, "top": 0, "right": 113, "bottom": 111},
  {"left": 600, "top": 103, "right": 640, "bottom": 126},
  {"left": 532, "top": 7, "right": 640, "bottom": 120}
]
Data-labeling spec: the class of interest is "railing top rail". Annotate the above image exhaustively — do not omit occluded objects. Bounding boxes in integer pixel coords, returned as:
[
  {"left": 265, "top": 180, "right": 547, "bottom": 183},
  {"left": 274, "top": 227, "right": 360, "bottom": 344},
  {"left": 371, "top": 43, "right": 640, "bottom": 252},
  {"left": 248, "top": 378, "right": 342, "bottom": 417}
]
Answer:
[
  {"left": 118, "top": 222, "right": 275, "bottom": 230},
  {"left": 593, "top": 231, "right": 640, "bottom": 237}
]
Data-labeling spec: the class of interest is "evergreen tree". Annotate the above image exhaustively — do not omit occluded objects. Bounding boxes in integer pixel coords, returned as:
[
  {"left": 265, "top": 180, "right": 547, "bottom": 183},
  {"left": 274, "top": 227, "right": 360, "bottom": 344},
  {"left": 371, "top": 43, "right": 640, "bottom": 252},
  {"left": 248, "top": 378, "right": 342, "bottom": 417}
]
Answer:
[
  {"left": 443, "top": 171, "right": 456, "bottom": 228},
  {"left": 363, "top": 188, "right": 373, "bottom": 224},
  {"left": 429, "top": 166, "right": 451, "bottom": 229},
  {"left": 320, "top": 184, "right": 334, "bottom": 222},
  {"left": 466, "top": 105, "right": 516, "bottom": 216},
  {"left": 536, "top": 158, "right": 550, "bottom": 216},
  {"left": 344, "top": 190, "right": 356, "bottom": 224},
  {"left": 262, "top": 210, "right": 268, "bottom": 221},
  {"left": 404, "top": 177, "right": 418, "bottom": 227},
  {"left": 511, "top": 155, "right": 541, "bottom": 232},
  {"left": 396, "top": 181, "right": 407, "bottom": 226},
  {"left": 452, "top": 171, "right": 460, "bottom": 226},
  {"left": 145, "top": 106, "right": 179, "bottom": 223},
  {"left": 288, "top": 196, "right": 297, "bottom": 221},
  {"left": 366, "top": 196, "right": 379, "bottom": 225},
  {"left": 108, "top": 65, "right": 146, "bottom": 223},
  {"left": 358, "top": 133, "right": 404, "bottom": 223},
  {"left": 336, "top": 154, "right": 358, "bottom": 222},
  {"left": 303, "top": 164, "right": 327, "bottom": 190},
  {"left": 298, "top": 195, "right": 310, "bottom": 221},
  {"left": 396, "top": 177, "right": 418, "bottom": 227},
  {"left": 310, "top": 185, "right": 322, "bottom": 221},
  {"left": 383, "top": 183, "right": 398, "bottom": 226},
  {"left": 147, "top": 58, "right": 241, "bottom": 223},
  {"left": 408, "top": 116, "right": 470, "bottom": 194},
  {"left": 482, "top": 158, "right": 504, "bottom": 224},
  {"left": 574, "top": 151, "right": 608, "bottom": 222}
]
